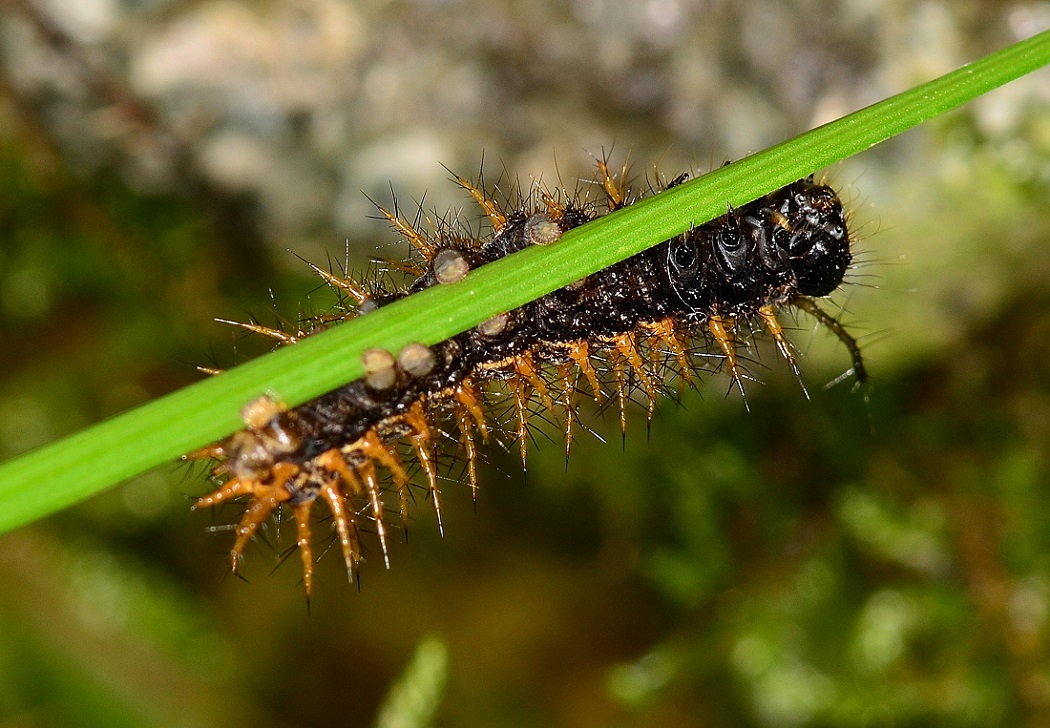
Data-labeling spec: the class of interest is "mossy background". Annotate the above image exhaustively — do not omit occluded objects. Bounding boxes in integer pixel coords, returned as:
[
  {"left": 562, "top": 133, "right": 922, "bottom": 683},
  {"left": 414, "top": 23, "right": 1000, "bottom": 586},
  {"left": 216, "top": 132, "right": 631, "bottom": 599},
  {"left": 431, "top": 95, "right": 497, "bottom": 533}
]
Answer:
[{"left": 1, "top": 1, "right": 1049, "bottom": 726}]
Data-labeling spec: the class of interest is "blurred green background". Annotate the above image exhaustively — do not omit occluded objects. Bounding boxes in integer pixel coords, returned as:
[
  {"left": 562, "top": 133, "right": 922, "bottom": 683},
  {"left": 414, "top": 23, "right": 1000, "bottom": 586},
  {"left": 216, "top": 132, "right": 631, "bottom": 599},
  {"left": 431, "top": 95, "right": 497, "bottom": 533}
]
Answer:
[{"left": 1, "top": 1, "right": 1049, "bottom": 726}]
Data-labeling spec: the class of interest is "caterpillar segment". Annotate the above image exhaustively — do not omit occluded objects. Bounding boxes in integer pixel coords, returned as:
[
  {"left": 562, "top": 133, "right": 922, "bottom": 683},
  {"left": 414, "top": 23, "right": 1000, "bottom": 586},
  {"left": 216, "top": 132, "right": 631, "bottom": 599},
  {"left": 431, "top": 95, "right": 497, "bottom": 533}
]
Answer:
[{"left": 190, "top": 161, "right": 865, "bottom": 597}]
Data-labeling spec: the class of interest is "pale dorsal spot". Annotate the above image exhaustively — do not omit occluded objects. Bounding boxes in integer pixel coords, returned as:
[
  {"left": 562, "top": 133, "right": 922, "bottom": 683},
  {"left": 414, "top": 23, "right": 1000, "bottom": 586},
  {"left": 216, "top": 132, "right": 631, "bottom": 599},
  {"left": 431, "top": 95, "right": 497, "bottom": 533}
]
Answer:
[
  {"left": 524, "top": 213, "right": 562, "bottom": 246},
  {"left": 397, "top": 342, "right": 436, "bottom": 377},
  {"left": 362, "top": 347, "right": 397, "bottom": 390},
  {"left": 432, "top": 248, "right": 470, "bottom": 284},
  {"left": 477, "top": 312, "right": 510, "bottom": 336}
]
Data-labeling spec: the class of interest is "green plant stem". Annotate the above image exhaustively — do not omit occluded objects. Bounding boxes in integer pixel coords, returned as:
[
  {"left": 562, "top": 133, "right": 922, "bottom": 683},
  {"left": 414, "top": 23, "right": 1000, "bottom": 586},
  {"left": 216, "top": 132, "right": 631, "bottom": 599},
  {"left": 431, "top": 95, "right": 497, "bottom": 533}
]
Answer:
[{"left": 0, "top": 29, "right": 1047, "bottom": 534}]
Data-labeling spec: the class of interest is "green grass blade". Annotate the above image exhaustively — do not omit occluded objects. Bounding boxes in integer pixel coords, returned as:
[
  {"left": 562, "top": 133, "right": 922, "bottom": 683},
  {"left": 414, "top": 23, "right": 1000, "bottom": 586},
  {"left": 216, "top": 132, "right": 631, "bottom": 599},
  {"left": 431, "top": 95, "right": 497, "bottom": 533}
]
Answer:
[
  {"left": 0, "top": 29, "right": 1047, "bottom": 534},
  {"left": 373, "top": 635, "right": 449, "bottom": 728}
]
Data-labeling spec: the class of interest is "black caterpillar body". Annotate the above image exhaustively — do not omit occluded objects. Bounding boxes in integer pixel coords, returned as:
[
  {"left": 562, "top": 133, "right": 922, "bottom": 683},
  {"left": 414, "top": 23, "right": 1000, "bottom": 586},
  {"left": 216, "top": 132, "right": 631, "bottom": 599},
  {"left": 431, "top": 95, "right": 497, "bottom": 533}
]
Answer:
[{"left": 189, "top": 162, "right": 865, "bottom": 597}]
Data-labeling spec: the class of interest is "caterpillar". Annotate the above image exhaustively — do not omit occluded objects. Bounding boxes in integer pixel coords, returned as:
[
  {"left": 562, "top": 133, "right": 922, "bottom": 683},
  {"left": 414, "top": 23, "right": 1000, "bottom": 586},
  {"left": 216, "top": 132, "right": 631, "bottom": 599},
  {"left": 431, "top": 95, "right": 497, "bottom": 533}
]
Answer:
[{"left": 187, "top": 159, "right": 866, "bottom": 598}]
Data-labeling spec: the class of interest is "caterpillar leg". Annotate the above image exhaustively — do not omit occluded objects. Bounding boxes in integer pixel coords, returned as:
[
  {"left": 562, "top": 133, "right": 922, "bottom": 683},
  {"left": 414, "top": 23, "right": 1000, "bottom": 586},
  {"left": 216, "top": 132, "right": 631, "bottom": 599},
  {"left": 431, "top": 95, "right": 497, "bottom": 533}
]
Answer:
[
  {"left": 789, "top": 295, "right": 868, "bottom": 386},
  {"left": 611, "top": 331, "right": 658, "bottom": 425},
  {"left": 758, "top": 304, "right": 808, "bottom": 398},
  {"left": 453, "top": 380, "right": 489, "bottom": 502},
  {"left": 566, "top": 340, "right": 603, "bottom": 402},
  {"left": 193, "top": 462, "right": 298, "bottom": 578},
  {"left": 316, "top": 450, "right": 365, "bottom": 581},
  {"left": 648, "top": 317, "right": 693, "bottom": 387},
  {"left": 708, "top": 314, "right": 748, "bottom": 405},
  {"left": 293, "top": 501, "right": 316, "bottom": 600},
  {"left": 405, "top": 401, "right": 443, "bottom": 534}
]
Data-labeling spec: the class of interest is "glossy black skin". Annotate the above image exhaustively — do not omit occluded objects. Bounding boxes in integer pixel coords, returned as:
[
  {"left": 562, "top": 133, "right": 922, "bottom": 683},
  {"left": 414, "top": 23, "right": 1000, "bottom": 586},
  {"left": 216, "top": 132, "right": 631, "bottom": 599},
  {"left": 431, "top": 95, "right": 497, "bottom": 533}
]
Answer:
[
  {"left": 664, "top": 177, "right": 851, "bottom": 315},
  {"left": 230, "top": 177, "right": 851, "bottom": 473}
]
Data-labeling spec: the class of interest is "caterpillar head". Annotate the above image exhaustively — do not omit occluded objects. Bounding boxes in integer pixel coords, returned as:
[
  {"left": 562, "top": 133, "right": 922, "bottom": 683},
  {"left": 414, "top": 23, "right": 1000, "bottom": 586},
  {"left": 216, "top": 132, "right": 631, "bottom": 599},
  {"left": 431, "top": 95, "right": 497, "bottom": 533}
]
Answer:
[
  {"left": 766, "top": 177, "right": 851, "bottom": 297},
  {"left": 665, "top": 177, "right": 851, "bottom": 315}
]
